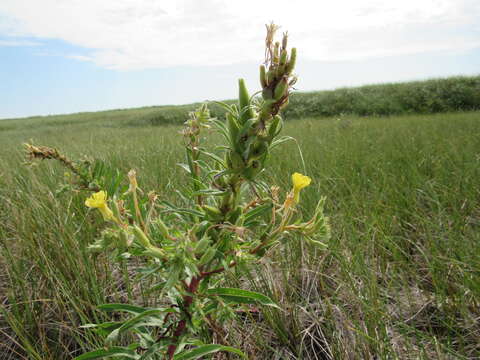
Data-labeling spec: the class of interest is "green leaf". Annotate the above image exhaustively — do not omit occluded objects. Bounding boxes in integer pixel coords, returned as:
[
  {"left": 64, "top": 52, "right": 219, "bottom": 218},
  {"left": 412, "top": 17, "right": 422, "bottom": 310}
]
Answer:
[
  {"left": 138, "top": 341, "right": 169, "bottom": 359},
  {"left": 106, "top": 308, "right": 176, "bottom": 343},
  {"left": 174, "top": 344, "right": 245, "bottom": 360},
  {"left": 80, "top": 321, "right": 123, "bottom": 336},
  {"left": 74, "top": 347, "right": 140, "bottom": 360},
  {"left": 243, "top": 203, "right": 272, "bottom": 226},
  {"left": 191, "top": 188, "right": 227, "bottom": 196},
  {"left": 98, "top": 303, "right": 149, "bottom": 315},
  {"left": 177, "top": 163, "right": 192, "bottom": 174},
  {"left": 211, "top": 119, "right": 230, "bottom": 142},
  {"left": 198, "top": 149, "right": 226, "bottom": 166},
  {"left": 205, "top": 288, "right": 280, "bottom": 308},
  {"left": 270, "top": 135, "right": 294, "bottom": 149}
]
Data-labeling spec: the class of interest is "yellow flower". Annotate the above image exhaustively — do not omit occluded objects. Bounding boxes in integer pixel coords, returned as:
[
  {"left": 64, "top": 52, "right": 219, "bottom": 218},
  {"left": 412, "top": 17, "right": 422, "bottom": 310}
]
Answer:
[
  {"left": 85, "top": 191, "right": 115, "bottom": 221},
  {"left": 291, "top": 172, "right": 311, "bottom": 203}
]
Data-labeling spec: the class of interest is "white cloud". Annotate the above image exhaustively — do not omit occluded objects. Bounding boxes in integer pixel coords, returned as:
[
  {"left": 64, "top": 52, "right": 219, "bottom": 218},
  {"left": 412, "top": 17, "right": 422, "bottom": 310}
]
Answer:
[
  {"left": 66, "top": 54, "right": 94, "bottom": 62},
  {"left": 0, "top": 0, "right": 478, "bottom": 69}
]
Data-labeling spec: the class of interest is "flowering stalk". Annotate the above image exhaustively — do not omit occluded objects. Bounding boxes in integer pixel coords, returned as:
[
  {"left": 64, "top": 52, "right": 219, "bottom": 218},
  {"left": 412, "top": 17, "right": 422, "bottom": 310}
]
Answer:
[{"left": 25, "top": 24, "right": 331, "bottom": 360}]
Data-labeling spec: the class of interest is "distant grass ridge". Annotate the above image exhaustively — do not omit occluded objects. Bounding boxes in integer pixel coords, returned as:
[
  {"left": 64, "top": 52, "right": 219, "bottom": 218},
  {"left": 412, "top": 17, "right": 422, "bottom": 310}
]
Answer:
[
  {"left": 285, "top": 75, "right": 480, "bottom": 118},
  {"left": 1, "top": 75, "right": 479, "bottom": 130}
]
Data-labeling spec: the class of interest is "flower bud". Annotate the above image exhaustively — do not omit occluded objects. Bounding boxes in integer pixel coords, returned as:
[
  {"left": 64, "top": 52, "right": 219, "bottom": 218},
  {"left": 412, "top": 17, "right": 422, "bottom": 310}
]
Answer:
[{"left": 132, "top": 225, "right": 151, "bottom": 247}]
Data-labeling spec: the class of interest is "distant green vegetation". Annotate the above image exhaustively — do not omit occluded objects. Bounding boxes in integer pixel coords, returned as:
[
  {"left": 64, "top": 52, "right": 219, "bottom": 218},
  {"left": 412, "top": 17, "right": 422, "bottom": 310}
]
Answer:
[
  {"left": 1, "top": 75, "right": 479, "bottom": 130},
  {"left": 1, "top": 110, "right": 479, "bottom": 359},
  {"left": 284, "top": 75, "right": 480, "bottom": 118}
]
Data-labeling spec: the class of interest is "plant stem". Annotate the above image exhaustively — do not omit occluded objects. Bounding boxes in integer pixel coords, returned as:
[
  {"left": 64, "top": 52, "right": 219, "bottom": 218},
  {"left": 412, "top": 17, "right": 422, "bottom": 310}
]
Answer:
[{"left": 166, "top": 276, "right": 201, "bottom": 359}]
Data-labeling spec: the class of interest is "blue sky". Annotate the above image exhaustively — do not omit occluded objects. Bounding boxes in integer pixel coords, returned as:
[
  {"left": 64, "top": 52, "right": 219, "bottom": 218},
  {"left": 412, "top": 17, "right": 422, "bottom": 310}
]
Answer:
[{"left": 1, "top": 0, "right": 479, "bottom": 119}]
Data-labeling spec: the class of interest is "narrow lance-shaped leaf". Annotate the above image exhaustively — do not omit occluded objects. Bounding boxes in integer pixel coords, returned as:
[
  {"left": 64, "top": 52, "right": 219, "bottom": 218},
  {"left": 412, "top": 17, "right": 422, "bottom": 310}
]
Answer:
[
  {"left": 174, "top": 344, "right": 246, "bottom": 360},
  {"left": 74, "top": 347, "right": 140, "bottom": 360},
  {"left": 206, "top": 287, "right": 280, "bottom": 308}
]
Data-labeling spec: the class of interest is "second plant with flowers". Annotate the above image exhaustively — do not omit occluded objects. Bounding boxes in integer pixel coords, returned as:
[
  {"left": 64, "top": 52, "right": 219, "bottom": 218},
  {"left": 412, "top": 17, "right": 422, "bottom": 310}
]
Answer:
[{"left": 25, "top": 23, "right": 330, "bottom": 360}]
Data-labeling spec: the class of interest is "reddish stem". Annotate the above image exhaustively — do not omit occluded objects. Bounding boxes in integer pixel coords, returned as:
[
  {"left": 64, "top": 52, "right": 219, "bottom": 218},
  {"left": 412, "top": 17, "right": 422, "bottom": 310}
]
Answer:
[{"left": 166, "top": 277, "right": 201, "bottom": 359}]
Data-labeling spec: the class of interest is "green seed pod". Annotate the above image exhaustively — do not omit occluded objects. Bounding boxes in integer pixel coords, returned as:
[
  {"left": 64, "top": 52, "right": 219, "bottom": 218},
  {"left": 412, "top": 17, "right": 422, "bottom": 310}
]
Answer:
[
  {"left": 202, "top": 205, "right": 223, "bottom": 220},
  {"left": 243, "top": 160, "right": 262, "bottom": 180},
  {"left": 196, "top": 220, "right": 210, "bottom": 235},
  {"left": 261, "top": 99, "right": 275, "bottom": 114},
  {"left": 274, "top": 78, "right": 289, "bottom": 100},
  {"left": 228, "top": 150, "right": 245, "bottom": 171},
  {"left": 266, "top": 68, "right": 276, "bottom": 87},
  {"left": 259, "top": 65, "right": 268, "bottom": 88},
  {"left": 111, "top": 196, "right": 122, "bottom": 222},
  {"left": 279, "top": 49, "right": 288, "bottom": 66},
  {"left": 118, "top": 228, "right": 131, "bottom": 247},
  {"left": 262, "top": 87, "right": 273, "bottom": 100},
  {"left": 155, "top": 218, "right": 170, "bottom": 239},
  {"left": 132, "top": 225, "right": 151, "bottom": 248},
  {"left": 144, "top": 245, "right": 166, "bottom": 260},
  {"left": 285, "top": 47, "right": 297, "bottom": 74},
  {"left": 276, "top": 49, "right": 288, "bottom": 76},
  {"left": 248, "top": 141, "right": 268, "bottom": 161},
  {"left": 195, "top": 236, "right": 211, "bottom": 255},
  {"left": 273, "top": 41, "right": 280, "bottom": 64},
  {"left": 238, "top": 79, "right": 255, "bottom": 124},
  {"left": 238, "top": 117, "right": 256, "bottom": 142},
  {"left": 199, "top": 247, "right": 217, "bottom": 265}
]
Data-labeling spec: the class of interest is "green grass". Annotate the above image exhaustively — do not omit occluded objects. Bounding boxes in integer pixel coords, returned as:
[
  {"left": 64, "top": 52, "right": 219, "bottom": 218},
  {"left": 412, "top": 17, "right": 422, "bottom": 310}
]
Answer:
[{"left": 1, "top": 111, "right": 479, "bottom": 359}]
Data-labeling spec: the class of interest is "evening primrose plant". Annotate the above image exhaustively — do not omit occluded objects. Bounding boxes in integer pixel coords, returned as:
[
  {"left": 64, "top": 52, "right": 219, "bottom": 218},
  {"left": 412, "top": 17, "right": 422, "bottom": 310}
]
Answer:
[{"left": 24, "top": 24, "right": 330, "bottom": 360}]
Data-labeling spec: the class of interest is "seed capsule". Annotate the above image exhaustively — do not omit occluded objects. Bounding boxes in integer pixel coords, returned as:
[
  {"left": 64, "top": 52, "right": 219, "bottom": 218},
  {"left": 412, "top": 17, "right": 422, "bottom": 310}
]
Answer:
[
  {"left": 202, "top": 205, "right": 223, "bottom": 220},
  {"left": 155, "top": 218, "right": 170, "bottom": 239},
  {"left": 195, "top": 236, "right": 211, "bottom": 254},
  {"left": 273, "top": 41, "right": 280, "bottom": 64},
  {"left": 144, "top": 245, "right": 166, "bottom": 259},
  {"left": 132, "top": 225, "right": 151, "bottom": 247},
  {"left": 259, "top": 65, "right": 268, "bottom": 88},
  {"left": 238, "top": 79, "right": 255, "bottom": 124},
  {"left": 243, "top": 160, "right": 262, "bottom": 180},
  {"left": 279, "top": 49, "right": 288, "bottom": 66},
  {"left": 229, "top": 150, "right": 245, "bottom": 171},
  {"left": 248, "top": 140, "right": 268, "bottom": 161},
  {"left": 274, "top": 78, "right": 289, "bottom": 100},
  {"left": 285, "top": 47, "right": 297, "bottom": 74},
  {"left": 199, "top": 247, "right": 217, "bottom": 265}
]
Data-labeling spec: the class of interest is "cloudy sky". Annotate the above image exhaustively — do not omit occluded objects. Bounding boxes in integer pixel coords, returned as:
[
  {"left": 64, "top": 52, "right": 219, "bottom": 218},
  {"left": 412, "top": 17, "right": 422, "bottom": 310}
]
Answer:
[{"left": 1, "top": 0, "right": 479, "bottom": 119}]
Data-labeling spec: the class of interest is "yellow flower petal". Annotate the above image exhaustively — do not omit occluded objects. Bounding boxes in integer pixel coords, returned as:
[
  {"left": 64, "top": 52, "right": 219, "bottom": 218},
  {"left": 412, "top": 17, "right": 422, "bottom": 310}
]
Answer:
[
  {"left": 291, "top": 172, "right": 311, "bottom": 203},
  {"left": 292, "top": 172, "right": 311, "bottom": 190},
  {"left": 85, "top": 191, "right": 108, "bottom": 208},
  {"left": 85, "top": 190, "right": 117, "bottom": 222}
]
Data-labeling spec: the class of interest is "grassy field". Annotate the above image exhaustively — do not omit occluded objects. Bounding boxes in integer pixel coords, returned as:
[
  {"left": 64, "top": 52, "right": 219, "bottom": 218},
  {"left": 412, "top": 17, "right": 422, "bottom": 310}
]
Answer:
[{"left": 1, "top": 110, "right": 479, "bottom": 359}]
